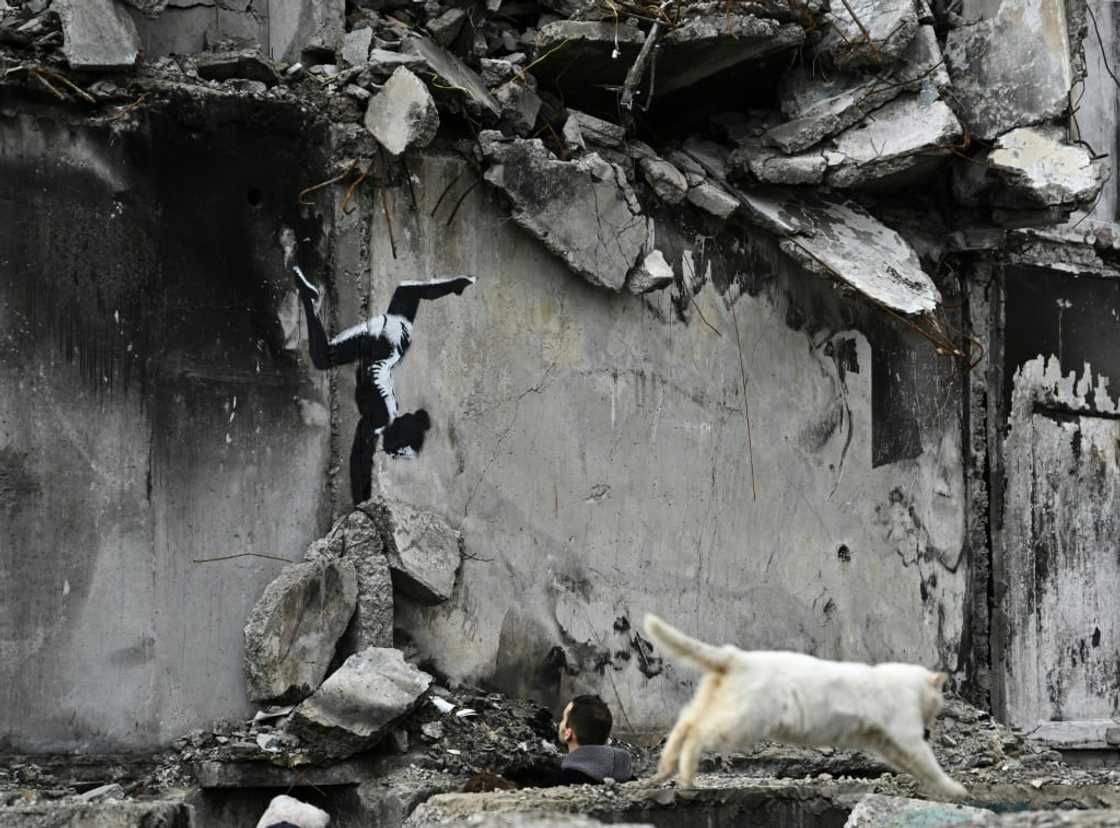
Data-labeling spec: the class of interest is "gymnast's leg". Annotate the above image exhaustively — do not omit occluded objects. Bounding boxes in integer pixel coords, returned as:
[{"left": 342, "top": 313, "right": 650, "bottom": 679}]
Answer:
[
  {"left": 349, "top": 416, "right": 379, "bottom": 505},
  {"left": 387, "top": 275, "right": 476, "bottom": 322}
]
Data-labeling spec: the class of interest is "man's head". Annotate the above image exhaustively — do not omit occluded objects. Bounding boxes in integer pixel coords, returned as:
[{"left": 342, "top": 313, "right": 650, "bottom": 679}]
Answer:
[{"left": 557, "top": 694, "right": 612, "bottom": 750}]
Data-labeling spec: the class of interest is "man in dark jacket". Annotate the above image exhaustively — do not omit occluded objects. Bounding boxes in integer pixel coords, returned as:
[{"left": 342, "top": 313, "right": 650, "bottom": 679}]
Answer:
[{"left": 554, "top": 694, "right": 634, "bottom": 785}]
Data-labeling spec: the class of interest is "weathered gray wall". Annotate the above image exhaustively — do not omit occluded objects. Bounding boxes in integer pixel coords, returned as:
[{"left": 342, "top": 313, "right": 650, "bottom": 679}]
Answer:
[
  {"left": 337, "top": 153, "right": 969, "bottom": 734},
  {"left": 0, "top": 97, "right": 334, "bottom": 751}
]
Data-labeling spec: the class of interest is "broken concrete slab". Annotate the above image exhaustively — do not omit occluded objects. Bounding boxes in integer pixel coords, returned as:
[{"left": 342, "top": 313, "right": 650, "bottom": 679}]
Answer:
[
  {"left": 944, "top": 0, "right": 1073, "bottom": 140},
  {"left": 0, "top": 801, "right": 193, "bottom": 827},
  {"left": 367, "top": 496, "right": 463, "bottom": 604},
  {"left": 368, "top": 48, "right": 428, "bottom": 76},
  {"left": 57, "top": 0, "right": 140, "bottom": 70},
  {"left": 738, "top": 145, "right": 827, "bottom": 185},
  {"left": 626, "top": 250, "right": 675, "bottom": 294},
  {"left": 406, "top": 35, "right": 502, "bottom": 118},
  {"left": 481, "top": 133, "right": 647, "bottom": 291},
  {"left": 987, "top": 126, "right": 1106, "bottom": 208},
  {"left": 635, "top": 150, "right": 688, "bottom": 204},
  {"left": 686, "top": 180, "right": 740, "bottom": 219},
  {"left": 287, "top": 647, "right": 432, "bottom": 761},
  {"left": 269, "top": 0, "right": 344, "bottom": 64},
  {"left": 769, "top": 25, "right": 948, "bottom": 153},
  {"left": 815, "top": 0, "right": 920, "bottom": 69},
  {"left": 741, "top": 190, "right": 940, "bottom": 315},
  {"left": 426, "top": 7, "right": 467, "bottom": 47},
  {"left": 495, "top": 80, "right": 541, "bottom": 137},
  {"left": 195, "top": 50, "right": 281, "bottom": 85},
  {"left": 192, "top": 756, "right": 371, "bottom": 788},
  {"left": 364, "top": 66, "right": 440, "bottom": 156},
  {"left": 342, "top": 27, "right": 373, "bottom": 66},
  {"left": 315, "top": 509, "right": 395, "bottom": 652},
  {"left": 844, "top": 793, "right": 988, "bottom": 827},
  {"left": 564, "top": 110, "right": 626, "bottom": 149},
  {"left": 243, "top": 558, "right": 358, "bottom": 704},
  {"left": 824, "top": 95, "right": 962, "bottom": 188},
  {"left": 957, "top": 811, "right": 1120, "bottom": 827}
]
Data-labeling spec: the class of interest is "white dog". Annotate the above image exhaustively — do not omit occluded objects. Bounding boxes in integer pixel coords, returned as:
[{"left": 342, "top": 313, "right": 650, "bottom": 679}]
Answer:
[{"left": 644, "top": 614, "right": 967, "bottom": 799}]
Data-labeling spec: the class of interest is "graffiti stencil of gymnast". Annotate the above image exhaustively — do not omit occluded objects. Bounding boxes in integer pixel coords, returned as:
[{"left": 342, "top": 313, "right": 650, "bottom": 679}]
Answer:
[{"left": 280, "top": 227, "right": 476, "bottom": 504}]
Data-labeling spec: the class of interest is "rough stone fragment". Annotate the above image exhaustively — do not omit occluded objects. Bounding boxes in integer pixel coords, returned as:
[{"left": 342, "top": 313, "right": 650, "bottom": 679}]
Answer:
[
  {"left": 987, "top": 127, "right": 1106, "bottom": 208},
  {"left": 0, "top": 801, "right": 194, "bottom": 827},
  {"left": 627, "top": 250, "right": 675, "bottom": 294},
  {"left": 564, "top": 110, "right": 626, "bottom": 148},
  {"left": 308, "top": 509, "right": 395, "bottom": 651},
  {"left": 637, "top": 154, "right": 688, "bottom": 204},
  {"left": 195, "top": 50, "right": 281, "bottom": 85},
  {"left": 342, "top": 27, "right": 373, "bottom": 66},
  {"left": 481, "top": 133, "right": 647, "bottom": 291},
  {"left": 243, "top": 558, "right": 358, "bottom": 704},
  {"left": 369, "top": 496, "right": 463, "bottom": 604},
  {"left": 957, "top": 811, "right": 1120, "bottom": 827},
  {"left": 769, "top": 25, "right": 947, "bottom": 153},
  {"left": 257, "top": 794, "right": 330, "bottom": 828},
  {"left": 364, "top": 66, "right": 440, "bottom": 155},
  {"left": 824, "top": 95, "right": 962, "bottom": 188},
  {"left": 760, "top": 192, "right": 941, "bottom": 315},
  {"left": 666, "top": 150, "right": 707, "bottom": 186},
  {"left": 117, "top": 0, "right": 167, "bottom": 16},
  {"left": 686, "top": 181, "right": 739, "bottom": 219},
  {"left": 406, "top": 35, "right": 501, "bottom": 117},
  {"left": 944, "top": 0, "right": 1072, "bottom": 140},
  {"left": 844, "top": 794, "right": 988, "bottom": 827},
  {"left": 269, "top": 0, "right": 344, "bottom": 64},
  {"left": 495, "top": 80, "right": 541, "bottom": 136},
  {"left": 681, "top": 137, "right": 731, "bottom": 181},
  {"left": 57, "top": 0, "right": 140, "bottom": 70},
  {"left": 287, "top": 647, "right": 432, "bottom": 760},
  {"left": 815, "top": 0, "right": 920, "bottom": 69},
  {"left": 368, "top": 48, "right": 427, "bottom": 75},
  {"left": 744, "top": 146, "right": 827, "bottom": 185},
  {"left": 427, "top": 7, "right": 467, "bottom": 46},
  {"left": 481, "top": 58, "right": 516, "bottom": 87}
]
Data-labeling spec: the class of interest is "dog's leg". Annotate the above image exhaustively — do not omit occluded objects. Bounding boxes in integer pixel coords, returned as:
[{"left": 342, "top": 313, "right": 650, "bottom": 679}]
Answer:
[
  {"left": 651, "top": 717, "right": 692, "bottom": 784},
  {"left": 677, "top": 728, "right": 704, "bottom": 787},
  {"left": 897, "top": 740, "right": 968, "bottom": 800}
]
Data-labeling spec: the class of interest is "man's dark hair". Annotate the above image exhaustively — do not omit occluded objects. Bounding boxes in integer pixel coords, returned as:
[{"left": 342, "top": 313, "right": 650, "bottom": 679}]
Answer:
[{"left": 567, "top": 695, "right": 612, "bottom": 745}]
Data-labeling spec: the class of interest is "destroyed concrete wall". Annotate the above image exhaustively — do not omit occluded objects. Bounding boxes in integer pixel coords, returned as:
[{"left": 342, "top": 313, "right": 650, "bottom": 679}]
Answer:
[
  {"left": 0, "top": 93, "right": 338, "bottom": 751},
  {"left": 334, "top": 151, "right": 968, "bottom": 734}
]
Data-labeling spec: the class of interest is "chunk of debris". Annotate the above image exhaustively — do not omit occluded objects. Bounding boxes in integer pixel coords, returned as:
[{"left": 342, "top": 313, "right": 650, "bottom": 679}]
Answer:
[
  {"left": 844, "top": 794, "right": 987, "bottom": 827},
  {"left": 740, "top": 145, "right": 828, "bottom": 185},
  {"left": 368, "top": 48, "right": 428, "bottom": 77},
  {"left": 57, "top": 0, "right": 140, "bottom": 70},
  {"left": 743, "top": 190, "right": 941, "bottom": 315},
  {"left": 243, "top": 558, "right": 358, "bottom": 704},
  {"left": 480, "top": 58, "right": 517, "bottom": 88},
  {"left": 1, "top": 801, "right": 194, "bottom": 826},
  {"left": 987, "top": 126, "right": 1106, "bottom": 209},
  {"left": 195, "top": 50, "right": 281, "bottom": 85},
  {"left": 307, "top": 509, "right": 395, "bottom": 651},
  {"left": 406, "top": 35, "right": 501, "bottom": 118},
  {"left": 687, "top": 180, "right": 739, "bottom": 219},
  {"left": 824, "top": 95, "right": 962, "bottom": 188},
  {"left": 563, "top": 110, "right": 626, "bottom": 150},
  {"left": 286, "top": 647, "right": 432, "bottom": 761},
  {"left": 365, "top": 496, "right": 463, "bottom": 604},
  {"left": 814, "top": 0, "right": 920, "bottom": 69},
  {"left": 342, "top": 27, "right": 373, "bottom": 66},
  {"left": 256, "top": 794, "right": 330, "bottom": 828},
  {"left": 426, "top": 8, "right": 467, "bottom": 47},
  {"left": 768, "top": 25, "right": 948, "bottom": 153},
  {"left": 627, "top": 250, "right": 674, "bottom": 295},
  {"left": 76, "top": 783, "right": 125, "bottom": 803},
  {"left": 364, "top": 66, "right": 440, "bottom": 156},
  {"left": 269, "top": 0, "right": 344, "bottom": 65},
  {"left": 633, "top": 145, "right": 688, "bottom": 205},
  {"left": 495, "top": 80, "right": 541, "bottom": 137},
  {"left": 481, "top": 133, "right": 648, "bottom": 291},
  {"left": 944, "top": 0, "right": 1073, "bottom": 140},
  {"left": 116, "top": 0, "right": 167, "bottom": 16}
]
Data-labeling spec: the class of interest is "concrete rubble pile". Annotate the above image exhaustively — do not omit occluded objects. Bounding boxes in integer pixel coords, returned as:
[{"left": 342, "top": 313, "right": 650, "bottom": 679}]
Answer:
[{"left": 0, "top": 0, "right": 1109, "bottom": 321}]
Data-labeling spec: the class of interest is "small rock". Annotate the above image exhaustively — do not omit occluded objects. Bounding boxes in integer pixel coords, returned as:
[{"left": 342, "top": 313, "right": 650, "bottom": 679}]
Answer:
[
  {"left": 422, "top": 721, "right": 445, "bottom": 741},
  {"left": 364, "top": 66, "right": 440, "bottom": 155},
  {"left": 481, "top": 58, "right": 516, "bottom": 88},
  {"left": 346, "top": 84, "right": 373, "bottom": 101},
  {"left": 637, "top": 153, "right": 688, "bottom": 205},
  {"left": 686, "top": 181, "right": 739, "bottom": 219},
  {"left": 565, "top": 110, "right": 625, "bottom": 148},
  {"left": 627, "top": 250, "right": 674, "bottom": 295},
  {"left": 426, "top": 7, "right": 467, "bottom": 46},
  {"left": 77, "top": 783, "right": 124, "bottom": 803},
  {"left": 343, "top": 27, "right": 373, "bottom": 66},
  {"left": 195, "top": 50, "right": 281, "bottom": 85},
  {"left": 495, "top": 79, "right": 541, "bottom": 136}
]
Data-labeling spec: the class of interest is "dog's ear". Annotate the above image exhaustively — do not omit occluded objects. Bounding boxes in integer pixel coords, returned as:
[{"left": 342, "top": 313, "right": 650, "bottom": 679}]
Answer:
[{"left": 927, "top": 672, "right": 948, "bottom": 689}]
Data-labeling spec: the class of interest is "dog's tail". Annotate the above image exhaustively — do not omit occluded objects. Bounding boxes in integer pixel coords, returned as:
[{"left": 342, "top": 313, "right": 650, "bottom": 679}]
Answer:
[{"left": 644, "top": 613, "right": 734, "bottom": 674}]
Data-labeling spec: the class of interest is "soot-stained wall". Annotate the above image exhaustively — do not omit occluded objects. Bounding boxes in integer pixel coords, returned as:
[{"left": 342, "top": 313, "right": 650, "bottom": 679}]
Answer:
[
  {"left": 0, "top": 94, "right": 334, "bottom": 751},
  {"left": 336, "top": 153, "right": 969, "bottom": 733}
]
